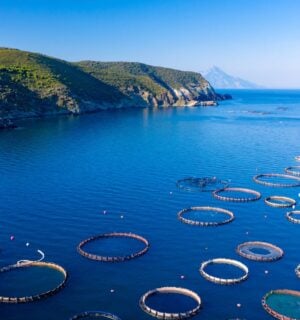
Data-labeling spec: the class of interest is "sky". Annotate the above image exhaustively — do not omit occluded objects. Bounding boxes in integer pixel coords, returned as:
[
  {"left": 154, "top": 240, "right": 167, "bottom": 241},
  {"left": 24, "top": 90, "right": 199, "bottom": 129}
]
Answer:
[{"left": 1, "top": 0, "right": 300, "bottom": 88}]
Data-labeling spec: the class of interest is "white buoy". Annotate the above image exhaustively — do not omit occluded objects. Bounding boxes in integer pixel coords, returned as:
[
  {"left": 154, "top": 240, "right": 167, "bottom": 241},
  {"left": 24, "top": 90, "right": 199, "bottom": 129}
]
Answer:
[
  {"left": 103, "top": 210, "right": 107, "bottom": 214},
  {"left": 246, "top": 231, "right": 249, "bottom": 235},
  {"left": 264, "top": 215, "right": 267, "bottom": 218},
  {"left": 120, "top": 215, "right": 124, "bottom": 219},
  {"left": 180, "top": 275, "right": 185, "bottom": 279},
  {"left": 292, "top": 205, "right": 296, "bottom": 209},
  {"left": 237, "top": 303, "right": 241, "bottom": 308},
  {"left": 110, "top": 289, "right": 115, "bottom": 293},
  {"left": 169, "top": 191, "right": 173, "bottom": 195},
  {"left": 265, "top": 270, "right": 269, "bottom": 274},
  {"left": 205, "top": 247, "right": 208, "bottom": 250},
  {"left": 26, "top": 242, "right": 30, "bottom": 247}
]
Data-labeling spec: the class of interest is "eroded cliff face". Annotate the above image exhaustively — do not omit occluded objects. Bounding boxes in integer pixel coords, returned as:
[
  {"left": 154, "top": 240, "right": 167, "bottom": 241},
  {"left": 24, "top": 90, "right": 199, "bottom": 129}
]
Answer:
[{"left": 113, "top": 81, "right": 219, "bottom": 108}]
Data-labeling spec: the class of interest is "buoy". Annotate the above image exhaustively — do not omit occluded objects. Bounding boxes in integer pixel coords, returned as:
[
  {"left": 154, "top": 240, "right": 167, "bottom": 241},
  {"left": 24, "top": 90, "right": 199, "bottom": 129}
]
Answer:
[
  {"left": 120, "top": 215, "right": 124, "bottom": 219},
  {"left": 10, "top": 235, "right": 15, "bottom": 241},
  {"left": 265, "top": 270, "right": 269, "bottom": 274},
  {"left": 205, "top": 247, "right": 208, "bottom": 250},
  {"left": 103, "top": 210, "right": 107, "bottom": 214},
  {"left": 298, "top": 193, "right": 300, "bottom": 198},
  {"left": 237, "top": 303, "right": 241, "bottom": 308},
  {"left": 180, "top": 275, "right": 185, "bottom": 279},
  {"left": 264, "top": 215, "right": 267, "bottom": 218},
  {"left": 110, "top": 289, "right": 115, "bottom": 293},
  {"left": 292, "top": 205, "right": 296, "bottom": 209},
  {"left": 246, "top": 231, "right": 249, "bottom": 235},
  {"left": 169, "top": 191, "right": 173, "bottom": 195},
  {"left": 26, "top": 242, "right": 30, "bottom": 247}
]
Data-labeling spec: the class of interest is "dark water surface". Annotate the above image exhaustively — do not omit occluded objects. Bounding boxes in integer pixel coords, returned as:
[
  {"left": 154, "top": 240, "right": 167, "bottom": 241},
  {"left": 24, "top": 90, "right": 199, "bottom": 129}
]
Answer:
[{"left": 0, "top": 90, "right": 299, "bottom": 319}]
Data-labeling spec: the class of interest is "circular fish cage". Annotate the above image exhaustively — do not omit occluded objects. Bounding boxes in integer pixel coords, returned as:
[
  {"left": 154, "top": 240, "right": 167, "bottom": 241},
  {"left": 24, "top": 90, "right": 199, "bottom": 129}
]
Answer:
[
  {"left": 199, "top": 258, "right": 249, "bottom": 285},
  {"left": 177, "top": 206, "right": 234, "bottom": 227},
  {"left": 264, "top": 196, "right": 296, "bottom": 208},
  {"left": 285, "top": 166, "right": 300, "bottom": 177},
  {"left": 70, "top": 311, "right": 122, "bottom": 319},
  {"left": 77, "top": 232, "right": 150, "bottom": 262},
  {"left": 286, "top": 210, "right": 300, "bottom": 224},
  {"left": 139, "top": 286, "right": 201, "bottom": 319},
  {"left": 212, "top": 187, "right": 261, "bottom": 202},
  {"left": 296, "top": 265, "right": 300, "bottom": 278},
  {"left": 236, "top": 241, "right": 284, "bottom": 262},
  {"left": 176, "top": 177, "right": 229, "bottom": 192},
  {"left": 0, "top": 261, "right": 67, "bottom": 303},
  {"left": 253, "top": 173, "right": 300, "bottom": 187},
  {"left": 262, "top": 289, "right": 300, "bottom": 320}
]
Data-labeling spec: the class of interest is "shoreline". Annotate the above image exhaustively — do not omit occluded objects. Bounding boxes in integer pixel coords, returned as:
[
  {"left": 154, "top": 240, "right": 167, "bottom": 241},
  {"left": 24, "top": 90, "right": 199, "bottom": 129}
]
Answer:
[{"left": 0, "top": 98, "right": 228, "bottom": 130}]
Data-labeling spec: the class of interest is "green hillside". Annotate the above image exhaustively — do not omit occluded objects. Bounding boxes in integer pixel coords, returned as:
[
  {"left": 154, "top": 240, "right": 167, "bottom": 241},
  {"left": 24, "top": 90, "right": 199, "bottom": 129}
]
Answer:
[
  {"left": 0, "top": 48, "right": 123, "bottom": 118},
  {"left": 77, "top": 61, "right": 216, "bottom": 102},
  {"left": 0, "top": 48, "right": 225, "bottom": 127}
]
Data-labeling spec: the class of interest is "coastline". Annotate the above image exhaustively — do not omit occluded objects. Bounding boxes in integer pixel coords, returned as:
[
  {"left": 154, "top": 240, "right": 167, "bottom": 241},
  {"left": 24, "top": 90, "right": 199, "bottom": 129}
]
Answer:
[{"left": 0, "top": 96, "right": 231, "bottom": 130}]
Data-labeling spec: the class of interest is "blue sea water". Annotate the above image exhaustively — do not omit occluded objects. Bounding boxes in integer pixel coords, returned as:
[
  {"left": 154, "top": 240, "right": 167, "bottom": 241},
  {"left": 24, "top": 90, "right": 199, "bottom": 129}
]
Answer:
[{"left": 0, "top": 89, "right": 299, "bottom": 320}]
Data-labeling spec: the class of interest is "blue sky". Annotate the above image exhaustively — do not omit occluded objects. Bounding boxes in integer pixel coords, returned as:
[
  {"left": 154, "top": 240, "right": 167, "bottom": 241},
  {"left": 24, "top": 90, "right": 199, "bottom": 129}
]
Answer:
[{"left": 1, "top": 0, "right": 300, "bottom": 88}]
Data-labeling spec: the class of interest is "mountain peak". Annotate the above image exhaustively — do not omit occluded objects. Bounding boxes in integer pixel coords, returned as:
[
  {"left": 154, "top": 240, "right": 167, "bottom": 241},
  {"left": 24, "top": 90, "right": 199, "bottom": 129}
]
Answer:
[{"left": 203, "top": 66, "right": 263, "bottom": 89}]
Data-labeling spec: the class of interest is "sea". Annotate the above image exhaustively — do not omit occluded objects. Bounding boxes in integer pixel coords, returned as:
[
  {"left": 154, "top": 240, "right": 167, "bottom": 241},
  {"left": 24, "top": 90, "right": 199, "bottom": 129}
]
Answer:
[{"left": 0, "top": 89, "right": 299, "bottom": 319}]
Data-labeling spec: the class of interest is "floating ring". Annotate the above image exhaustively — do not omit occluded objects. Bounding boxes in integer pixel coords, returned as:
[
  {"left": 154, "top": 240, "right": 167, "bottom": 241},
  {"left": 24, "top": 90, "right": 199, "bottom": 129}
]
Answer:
[
  {"left": 286, "top": 210, "right": 300, "bottom": 224},
  {"left": 176, "top": 177, "right": 229, "bottom": 192},
  {"left": 264, "top": 196, "right": 296, "bottom": 208},
  {"left": 139, "top": 286, "right": 201, "bottom": 319},
  {"left": 285, "top": 166, "right": 300, "bottom": 176},
  {"left": 77, "top": 232, "right": 149, "bottom": 262},
  {"left": 212, "top": 187, "right": 261, "bottom": 202},
  {"left": 296, "top": 265, "right": 300, "bottom": 278},
  {"left": 69, "top": 311, "right": 122, "bottom": 319},
  {"left": 0, "top": 261, "right": 67, "bottom": 303},
  {"left": 253, "top": 173, "right": 300, "bottom": 187},
  {"left": 262, "top": 289, "right": 300, "bottom": 320},
  {"left": 236, "top": 241, "right": 283, "bottom": 261},
  {"left": 199, "top": 258, "right": 249, "bottom": 285},
  {"left": 178, "top": 206, "right": 234, "bottom": 226}
]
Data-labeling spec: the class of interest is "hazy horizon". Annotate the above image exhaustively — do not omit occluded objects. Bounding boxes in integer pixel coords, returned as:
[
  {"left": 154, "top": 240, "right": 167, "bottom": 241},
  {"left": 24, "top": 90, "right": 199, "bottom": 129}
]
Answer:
[{"left": 1, "top": 0, "right": 300, "bottom": 88}]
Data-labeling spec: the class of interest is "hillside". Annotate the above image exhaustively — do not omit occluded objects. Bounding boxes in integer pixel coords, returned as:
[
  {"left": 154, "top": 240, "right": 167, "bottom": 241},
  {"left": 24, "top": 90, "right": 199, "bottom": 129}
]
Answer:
[
  {"left": 0, "top": 48, "right": 228, "bottom": 128},
  {"left": 204, "top": 66, "right": 263, "bottom": 89},
  {"left": 76, "top": 61, "right": 219, "bottom": 107}
]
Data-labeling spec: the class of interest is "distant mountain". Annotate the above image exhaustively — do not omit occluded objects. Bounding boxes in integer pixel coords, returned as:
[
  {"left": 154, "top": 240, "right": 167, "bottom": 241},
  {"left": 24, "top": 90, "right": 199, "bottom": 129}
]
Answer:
[
  {"left": 0, "top": 48, "right": 230, "bottom": 128},
  {"left": 203, "top": 66, "right": 263, "bottom": 89}
]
